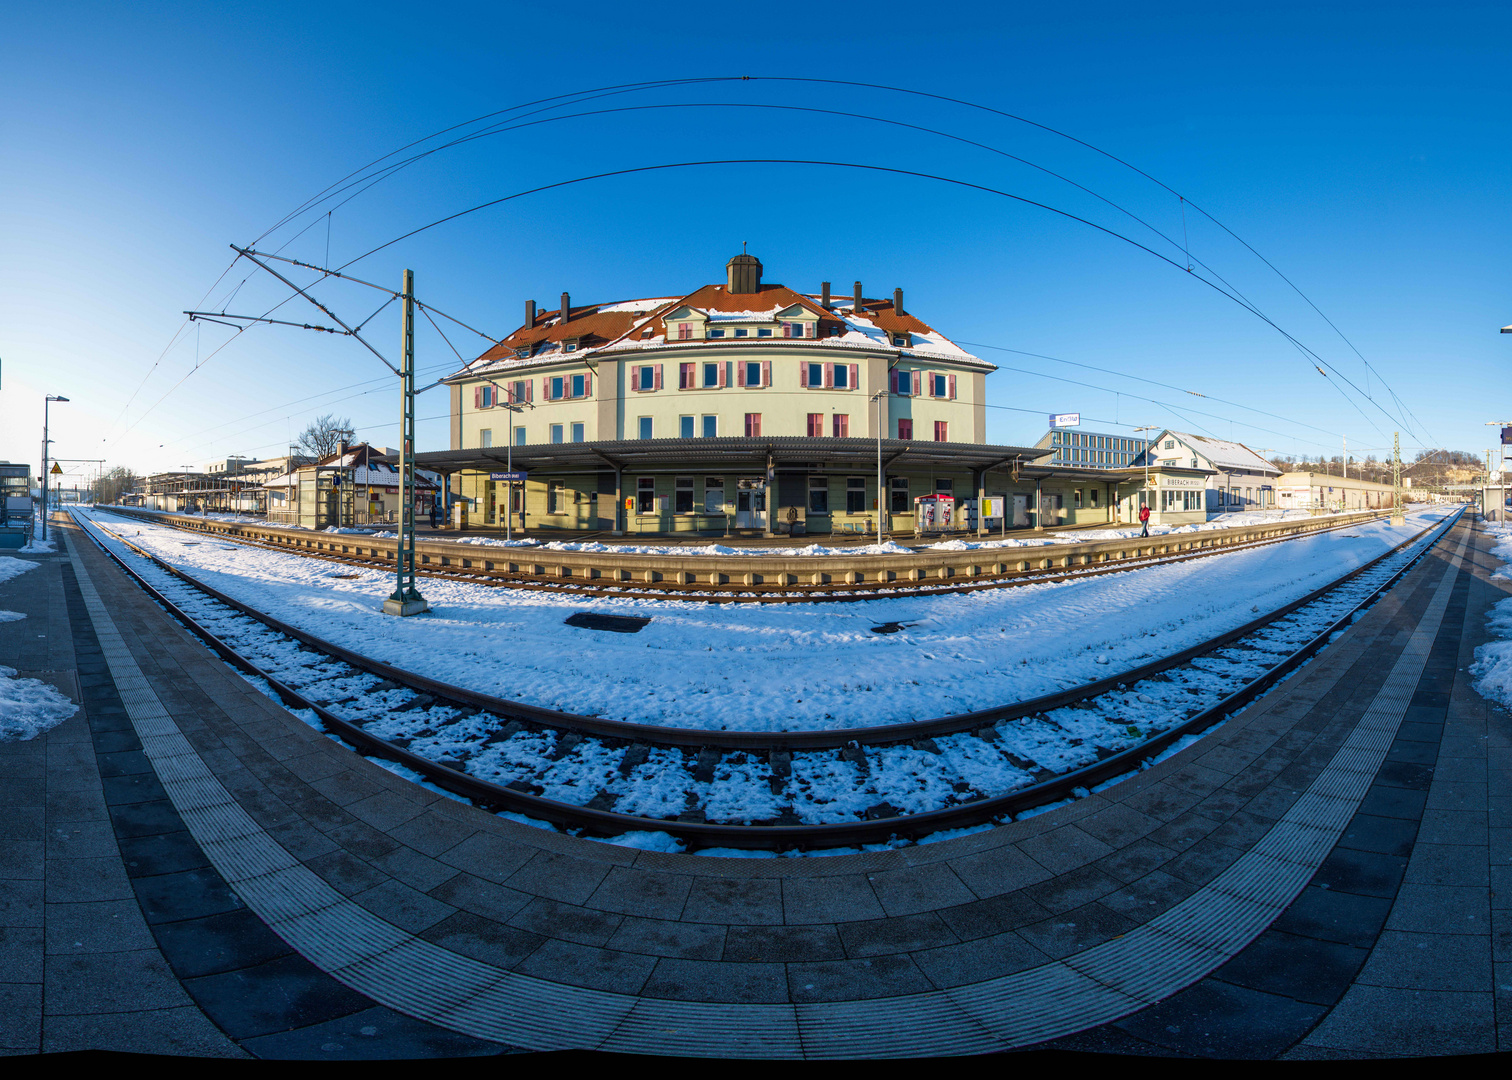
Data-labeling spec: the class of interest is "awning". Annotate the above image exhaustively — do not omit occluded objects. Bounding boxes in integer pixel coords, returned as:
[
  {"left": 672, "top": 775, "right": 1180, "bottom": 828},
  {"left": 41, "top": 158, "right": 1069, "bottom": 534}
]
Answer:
[{"left": 411, "top": 437, "right": 1053, "bottom": 475}]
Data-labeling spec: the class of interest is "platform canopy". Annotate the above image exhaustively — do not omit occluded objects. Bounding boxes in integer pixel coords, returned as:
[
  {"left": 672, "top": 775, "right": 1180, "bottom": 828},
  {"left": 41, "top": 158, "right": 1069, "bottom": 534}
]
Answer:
[{"left": 411, "top": 437, "right": 1055, "bottom": 476}]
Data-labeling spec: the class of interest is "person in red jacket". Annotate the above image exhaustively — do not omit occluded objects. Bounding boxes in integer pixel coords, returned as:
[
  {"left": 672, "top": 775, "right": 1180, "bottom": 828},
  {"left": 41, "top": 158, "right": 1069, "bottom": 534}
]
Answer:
[{"left": 1138, "top": 501, "right": 1151, "bottom": 537}]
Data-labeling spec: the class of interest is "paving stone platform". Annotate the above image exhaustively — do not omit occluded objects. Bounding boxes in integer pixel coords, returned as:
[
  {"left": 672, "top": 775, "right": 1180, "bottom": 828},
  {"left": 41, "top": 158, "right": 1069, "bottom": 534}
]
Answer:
[{"left": 1, "top": 512, "right": 1506, "bottom": 1058}]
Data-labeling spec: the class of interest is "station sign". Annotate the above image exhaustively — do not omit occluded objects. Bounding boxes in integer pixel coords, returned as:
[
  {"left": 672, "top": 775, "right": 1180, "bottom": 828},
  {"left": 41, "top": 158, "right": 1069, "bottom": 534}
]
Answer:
[
  {"left": 1501, "top": 426, "right": 1512, "bottom": 446},
  {"left": 489, "top": 471, "right": 527, "bottom": 482},
  {"left": 1048, "top": 413, "right": 1081, "bottom": 428}
]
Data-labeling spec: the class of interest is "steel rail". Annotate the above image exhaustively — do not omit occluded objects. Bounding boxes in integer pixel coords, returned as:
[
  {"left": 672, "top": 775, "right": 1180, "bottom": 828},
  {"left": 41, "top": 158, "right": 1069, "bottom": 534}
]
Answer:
[
  {"left": 97, "top": 505, "right": 1393, "bottom": 605},
  {"left": 69, "top": 508, "right": 1460, "bottom": 849}
]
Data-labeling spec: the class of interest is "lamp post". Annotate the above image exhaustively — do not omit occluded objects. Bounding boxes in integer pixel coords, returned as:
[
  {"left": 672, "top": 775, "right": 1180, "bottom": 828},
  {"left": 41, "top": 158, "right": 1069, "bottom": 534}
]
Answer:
[
  {"left": 40, "top": 395, "right": 68, "bottom": 542},
  {"left": 871, "top": 389, "right": 888, "bottom": 537},
  {"left": 1132, "top": 425, "right": 1158, "bottom": 521}
]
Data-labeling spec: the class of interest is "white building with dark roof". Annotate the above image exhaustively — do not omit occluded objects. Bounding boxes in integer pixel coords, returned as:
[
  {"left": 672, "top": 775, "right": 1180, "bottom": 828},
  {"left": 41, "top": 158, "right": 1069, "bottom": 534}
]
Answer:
[{"left": 1135, "top": 430, "right": 1281, "bottom": 511}]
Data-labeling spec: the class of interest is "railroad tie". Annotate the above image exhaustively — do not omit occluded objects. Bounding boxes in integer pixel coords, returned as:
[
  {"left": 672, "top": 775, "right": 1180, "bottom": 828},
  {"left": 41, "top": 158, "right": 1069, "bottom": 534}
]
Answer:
[
  {"left": 692, "top": 747, "right": 721, "bottom": 783},
  {"left": 840, "top": 743, "right": 870, "bottom": 774},
  {"left": 619, "top": 743, "right": 651, "bottom": 774}
]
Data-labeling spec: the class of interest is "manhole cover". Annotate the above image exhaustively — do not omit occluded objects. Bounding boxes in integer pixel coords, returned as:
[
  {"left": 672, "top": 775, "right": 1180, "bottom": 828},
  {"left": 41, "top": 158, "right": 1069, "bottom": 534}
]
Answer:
[{"left": 565, "top": 612, "right": 652, "bottom": 634}]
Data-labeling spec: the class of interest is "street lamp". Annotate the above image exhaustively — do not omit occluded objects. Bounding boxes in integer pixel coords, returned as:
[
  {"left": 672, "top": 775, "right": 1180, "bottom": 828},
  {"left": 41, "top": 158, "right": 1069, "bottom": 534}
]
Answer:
[
  {"left": 1132, "top": 425, "right": 1159, "bottom": 519},
  {"left": 871, "top": 390, "right": 888, "bottom": 537},
  {"left": 41, "top": 395, "right": 68, "bottom": 542}
]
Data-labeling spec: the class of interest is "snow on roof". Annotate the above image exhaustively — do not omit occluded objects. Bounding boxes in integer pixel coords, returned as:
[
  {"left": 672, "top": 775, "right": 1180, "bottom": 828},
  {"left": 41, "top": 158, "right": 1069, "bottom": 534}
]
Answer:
[
  {"left": 1162, "top": 431, "right": 1279, "bottom": 474},
  {"left": 448, "top": 277, "right": 990, "bottom": 380}
]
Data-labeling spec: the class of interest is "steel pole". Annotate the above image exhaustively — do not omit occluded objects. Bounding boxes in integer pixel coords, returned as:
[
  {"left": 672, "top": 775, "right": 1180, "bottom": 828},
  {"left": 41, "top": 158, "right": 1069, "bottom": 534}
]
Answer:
[
  {"left": 875, "top": 391, "right": 883, "bottom": 537},
  {"left": 385, "top": 269, "right": 429, "bottom": 616},
  {"left": 40, "top": 399, "right": 48, "bottom": 542}
]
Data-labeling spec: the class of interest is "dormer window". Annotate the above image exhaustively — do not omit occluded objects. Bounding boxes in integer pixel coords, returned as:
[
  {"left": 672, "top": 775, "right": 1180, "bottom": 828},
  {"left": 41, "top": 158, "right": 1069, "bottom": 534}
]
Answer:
[
  {"left": 677, "top": 323, "right": 693, "bottom": 340},
  {"left": 563, "top": 340, "right": 578, "bottom": 353},
  {"left": 782, "top": 322, "right": 808, "bottom": 339},
  {"left": 892, "top": 334, "right": 908, "bottom": 347},
  {"left": 515, "top": 347, "right": 529, "bottom": 359}
]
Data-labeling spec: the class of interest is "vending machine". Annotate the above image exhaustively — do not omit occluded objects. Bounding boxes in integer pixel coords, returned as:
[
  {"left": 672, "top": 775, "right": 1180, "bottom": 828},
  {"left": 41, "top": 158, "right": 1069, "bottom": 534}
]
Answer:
[{"left": 913, "top": 493, "right": 957, "bottom": 531}]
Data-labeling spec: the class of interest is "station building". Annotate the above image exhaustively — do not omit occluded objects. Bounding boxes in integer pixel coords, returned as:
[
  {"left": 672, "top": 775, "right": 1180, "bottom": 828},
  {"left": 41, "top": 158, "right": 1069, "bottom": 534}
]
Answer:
[
  {"left": 1274, "top": 470, "right": 1396, "bottom": 512},
  {"left": 1135, "top": 430, "right": 1281, "bottom": 512},
  {"left": 422, "top": 253, "right": 1053, "bottom": 535},
  {"left": 1033, "top": 428, "right": 1151, "bottom": 470}
]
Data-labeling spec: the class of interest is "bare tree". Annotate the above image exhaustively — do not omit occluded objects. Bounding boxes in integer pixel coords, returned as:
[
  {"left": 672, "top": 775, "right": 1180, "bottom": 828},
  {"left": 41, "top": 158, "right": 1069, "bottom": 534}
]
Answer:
[
  {"left": 296, "top": 414, "right": 354, "bottom": 460},
  {"left": 95, "top": 467, "right": 138, "bottom": 505}
]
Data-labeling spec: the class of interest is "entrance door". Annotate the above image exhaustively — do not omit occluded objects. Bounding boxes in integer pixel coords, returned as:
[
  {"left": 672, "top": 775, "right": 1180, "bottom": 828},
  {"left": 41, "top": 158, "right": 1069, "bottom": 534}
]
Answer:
[
  {"left": 735, "top": 483, "right": 766, "bottom": 528},
  {"left": 1012, "top": 494, "right": 1029, "bottom": 527}
]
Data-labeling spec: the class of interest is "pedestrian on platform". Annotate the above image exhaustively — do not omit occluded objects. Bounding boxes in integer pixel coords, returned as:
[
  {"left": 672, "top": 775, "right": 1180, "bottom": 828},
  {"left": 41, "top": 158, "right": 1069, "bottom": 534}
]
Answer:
[
  {"left": 429, "top": 499, "right": 439, "bottom": 529},
  {"left": 1138, "top": 502, "right": 1151, "bottom": 538}
]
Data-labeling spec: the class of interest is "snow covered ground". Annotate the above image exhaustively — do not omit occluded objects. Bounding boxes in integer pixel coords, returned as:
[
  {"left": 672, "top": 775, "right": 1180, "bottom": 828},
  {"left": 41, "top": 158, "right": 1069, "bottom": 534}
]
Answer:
[
  {"left": 0, "top": 556, "right": 76, "bottom": 740},
  {"left": 0, "top": 666, "right": 78, "bottom": 741},
  {"left": 76, "top": 505, "right": 1454, "bottom": 733},
  {"left": 1469, "top": 523, "right": 1512, "bottom": 708}
]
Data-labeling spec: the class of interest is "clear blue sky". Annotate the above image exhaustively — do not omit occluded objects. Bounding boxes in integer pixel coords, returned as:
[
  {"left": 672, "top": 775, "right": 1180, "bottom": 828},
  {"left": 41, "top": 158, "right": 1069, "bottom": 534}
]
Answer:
[{"left": 3, "top": 1, "right": 1510, "bottom": 488}]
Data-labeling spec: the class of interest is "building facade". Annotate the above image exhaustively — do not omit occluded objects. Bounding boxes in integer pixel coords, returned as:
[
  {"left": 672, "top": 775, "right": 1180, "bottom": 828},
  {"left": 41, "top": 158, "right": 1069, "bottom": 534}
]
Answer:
[
  {"left": 1034, "top": 428, "right": 1151, "bottom": 469},
  {"left": 435, "top": 254, "right": 1028, "bottom": 535},
  {"left": 1274, "top": 471, "right": 1396, "bottom": 512},
  {"left": 1135, "top": 430, "right": 1280, "bottom": 511}
]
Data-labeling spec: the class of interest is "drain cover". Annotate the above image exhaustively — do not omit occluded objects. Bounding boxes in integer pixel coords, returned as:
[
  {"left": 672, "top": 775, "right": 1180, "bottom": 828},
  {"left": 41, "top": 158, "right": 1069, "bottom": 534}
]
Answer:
[{"left": 565, "top": 612, "right": 652, "bottom": 634}]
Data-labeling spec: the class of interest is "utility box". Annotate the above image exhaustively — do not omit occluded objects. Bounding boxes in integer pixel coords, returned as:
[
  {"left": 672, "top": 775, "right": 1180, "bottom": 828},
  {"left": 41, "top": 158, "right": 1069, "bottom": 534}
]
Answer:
[{"left": 451, "top": 501, "right": 469, "bottom": 530}]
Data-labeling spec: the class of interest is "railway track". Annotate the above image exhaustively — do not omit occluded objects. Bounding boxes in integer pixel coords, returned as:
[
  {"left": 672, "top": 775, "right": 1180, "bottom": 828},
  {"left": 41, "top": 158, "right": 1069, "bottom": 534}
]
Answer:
[
  {"left": 70, "top": 506, "right": 1461, "bottom": 851},
  {"left": 98, "top": 505, "right": 1394, "bottom": 604}
]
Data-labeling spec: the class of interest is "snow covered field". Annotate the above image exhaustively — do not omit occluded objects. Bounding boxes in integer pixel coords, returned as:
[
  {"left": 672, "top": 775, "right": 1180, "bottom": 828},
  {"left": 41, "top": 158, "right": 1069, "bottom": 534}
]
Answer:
[{"left": 76, "top": 505, "right": 1454, "bottom": 733}]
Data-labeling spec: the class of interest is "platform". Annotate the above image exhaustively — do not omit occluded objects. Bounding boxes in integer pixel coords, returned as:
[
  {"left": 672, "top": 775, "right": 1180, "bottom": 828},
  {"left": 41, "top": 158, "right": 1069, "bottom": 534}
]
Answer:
[{"left": 0, "top": 512, "right": 1505, "bottom": 1058}]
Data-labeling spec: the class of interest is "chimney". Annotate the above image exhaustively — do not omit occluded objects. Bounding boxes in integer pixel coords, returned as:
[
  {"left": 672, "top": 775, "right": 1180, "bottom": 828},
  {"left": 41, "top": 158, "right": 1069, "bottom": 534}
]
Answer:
[
  {"left": 893, "top": 287, "right": 903, "bottom": 315},
  {"left": 559, "top": 292, "right": 571, "bottom": 324},
  {"left": 725, "top": 252, "right": 763, "bottom": 294},
  {"left": 853, "top": 281, "right": 863, "bottom": 315},
  {"left": 820, "top": 281, "right": 831, "bottom": 310},
  {"left": 524, "top": 299, "right": 536, "bottom": 327}
]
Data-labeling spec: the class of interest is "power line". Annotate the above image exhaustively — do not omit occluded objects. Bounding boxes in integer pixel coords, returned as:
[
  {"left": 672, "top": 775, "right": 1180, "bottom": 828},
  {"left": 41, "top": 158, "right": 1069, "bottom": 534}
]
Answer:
[{"left": 331, "top": 156, "right": 1421, "bottom": 439}]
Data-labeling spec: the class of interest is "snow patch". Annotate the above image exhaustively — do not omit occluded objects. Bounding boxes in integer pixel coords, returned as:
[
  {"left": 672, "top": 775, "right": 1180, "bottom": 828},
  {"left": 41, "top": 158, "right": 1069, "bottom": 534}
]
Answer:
[{"left": 0, "top": 667, "right": 78, "bottom": 741}]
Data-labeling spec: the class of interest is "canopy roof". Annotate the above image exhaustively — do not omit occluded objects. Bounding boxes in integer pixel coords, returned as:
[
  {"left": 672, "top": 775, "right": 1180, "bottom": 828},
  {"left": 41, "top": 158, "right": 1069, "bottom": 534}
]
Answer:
[{"left": 412, "top": 437, "right": 1054, "bottom": 476}]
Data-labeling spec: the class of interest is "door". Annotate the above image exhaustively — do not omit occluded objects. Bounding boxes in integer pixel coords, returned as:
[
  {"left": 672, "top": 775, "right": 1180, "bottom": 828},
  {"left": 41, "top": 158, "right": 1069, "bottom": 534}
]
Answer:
[
  {"left": 735, "top": 481, "right": 766, "bottom": 528},
  {"left": 1012, "top": 494, "right": 1029, "bottom": 527}
]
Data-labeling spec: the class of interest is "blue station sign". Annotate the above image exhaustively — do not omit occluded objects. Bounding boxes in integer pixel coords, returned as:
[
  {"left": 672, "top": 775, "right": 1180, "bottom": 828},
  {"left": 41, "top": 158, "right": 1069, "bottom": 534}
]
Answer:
[{"left": 489, "top": 471, "right": 527, "bottom": 482}]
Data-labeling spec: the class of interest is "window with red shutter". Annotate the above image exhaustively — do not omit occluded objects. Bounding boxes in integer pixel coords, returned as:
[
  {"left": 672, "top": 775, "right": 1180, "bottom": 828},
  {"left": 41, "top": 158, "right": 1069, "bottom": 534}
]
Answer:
[
  {"left": 833, "top": 414, "right": 849, "bottom": 437},
  {"left": 807, "top": 413, "right": 823, "bottom": 437},
  {"left": 679, "top": 363, "right": 693, "bottom": 389},
  {"left": 761, "top": 361, "right": 771, "bottom": 387},
  {"left": 849, "top": 364, "right": 858, "bottom": 391},
  {"left": 935, "top": 421, "right": 948, "bottom": 442},
  {"left": 898, "top": 418, "right": 913, "bottom": 440},
  {"left": 745, "top": 413, "right": 761, "bottom": 437},
  {"left": 948, "top": 374, "right": 956, "bottom": 400},
  {"left": 653, "top": 365, "right": 663, "bottom": 390}
]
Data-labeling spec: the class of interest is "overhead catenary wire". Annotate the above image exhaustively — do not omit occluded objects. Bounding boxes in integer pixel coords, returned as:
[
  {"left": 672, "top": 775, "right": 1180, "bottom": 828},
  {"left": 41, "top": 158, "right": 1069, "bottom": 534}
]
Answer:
[
  {"left": 329, "top": 156, "right": 1420, "bottom": 441},
  {"left": 251, "top": 74, "right": 1420, "bottom": 443}
]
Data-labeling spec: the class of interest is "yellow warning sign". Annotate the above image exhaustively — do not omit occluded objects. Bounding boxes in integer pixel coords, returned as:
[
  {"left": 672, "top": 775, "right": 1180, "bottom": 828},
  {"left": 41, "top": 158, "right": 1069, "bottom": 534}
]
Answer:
[{"left": 49, "top": 462, "right": 62, "bottom": 475}]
